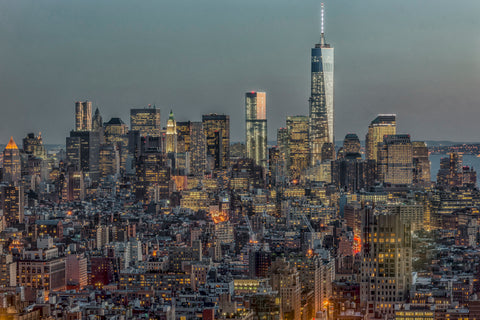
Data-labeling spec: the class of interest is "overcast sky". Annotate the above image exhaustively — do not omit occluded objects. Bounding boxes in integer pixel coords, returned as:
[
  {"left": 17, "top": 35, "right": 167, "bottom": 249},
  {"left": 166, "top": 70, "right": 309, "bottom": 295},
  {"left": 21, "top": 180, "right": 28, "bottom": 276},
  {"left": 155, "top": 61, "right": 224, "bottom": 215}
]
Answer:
[{"left": 1, "top": 0, "right": 480, "bottom": 145}]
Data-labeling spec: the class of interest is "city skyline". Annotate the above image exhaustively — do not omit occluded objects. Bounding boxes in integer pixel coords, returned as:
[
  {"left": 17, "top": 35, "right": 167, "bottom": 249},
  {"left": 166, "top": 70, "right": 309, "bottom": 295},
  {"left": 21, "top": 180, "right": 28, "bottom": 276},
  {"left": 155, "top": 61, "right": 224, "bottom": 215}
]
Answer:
[{"left": 1, "top": 0, "right": 480, "bottom": 144}]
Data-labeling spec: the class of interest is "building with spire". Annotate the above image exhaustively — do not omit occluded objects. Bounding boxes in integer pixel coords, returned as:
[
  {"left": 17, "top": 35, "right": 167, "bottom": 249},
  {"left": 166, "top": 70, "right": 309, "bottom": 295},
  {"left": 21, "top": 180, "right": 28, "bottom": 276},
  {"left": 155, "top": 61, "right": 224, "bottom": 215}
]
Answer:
[
  {"left": 309, "top": 3, "right": 334, "bottom": 165},
  {"left": 3, "top": 136, "right": 21, "bottom": 185},
  {"left": 166, "top": 110, "right": 178, "bottom": 154}
]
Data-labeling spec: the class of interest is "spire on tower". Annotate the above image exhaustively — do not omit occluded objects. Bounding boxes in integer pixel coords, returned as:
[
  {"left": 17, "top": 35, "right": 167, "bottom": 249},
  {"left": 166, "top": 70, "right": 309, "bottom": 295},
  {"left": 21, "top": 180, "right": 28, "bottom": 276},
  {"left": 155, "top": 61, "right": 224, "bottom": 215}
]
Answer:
[{"left": 320, "top": 2, "right": 326, "bottom": 46}]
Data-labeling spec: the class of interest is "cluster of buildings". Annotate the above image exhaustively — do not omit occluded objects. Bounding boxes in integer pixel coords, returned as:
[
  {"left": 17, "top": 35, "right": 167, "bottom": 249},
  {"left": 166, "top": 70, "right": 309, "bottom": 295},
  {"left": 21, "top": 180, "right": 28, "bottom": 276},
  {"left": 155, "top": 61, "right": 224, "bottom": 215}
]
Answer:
[{"left": 0, "top": 6, "right": 480, "bottom": 320}]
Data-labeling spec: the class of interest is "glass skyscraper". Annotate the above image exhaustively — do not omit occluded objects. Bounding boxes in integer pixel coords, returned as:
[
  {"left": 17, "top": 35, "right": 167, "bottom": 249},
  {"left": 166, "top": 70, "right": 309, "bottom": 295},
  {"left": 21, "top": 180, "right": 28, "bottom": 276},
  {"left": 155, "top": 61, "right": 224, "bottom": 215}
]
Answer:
[
  {"left": 245, "top": 91, "right": 267, "bottom": 169},
  {"left": 309, "top": 5, "right": 334, "bottom": 165}
]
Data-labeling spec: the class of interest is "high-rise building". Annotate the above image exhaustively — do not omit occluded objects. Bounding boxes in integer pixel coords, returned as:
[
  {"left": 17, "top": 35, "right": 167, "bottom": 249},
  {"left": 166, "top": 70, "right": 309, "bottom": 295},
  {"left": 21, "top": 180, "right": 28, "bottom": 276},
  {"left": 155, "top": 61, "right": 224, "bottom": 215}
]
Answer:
[
  {"left": 360, "top": 207, "right": 412, "bottom": 318},
  {"left": 286, "top": 116, "right": 310, "bottom": 180},
  {"left": 309, "top": 4, "right": 334, "bottom": 165},
  {"left": 166, "top": 111, "right": 178, "bottom": 154},
  {"left": 66, "top": 130, "right": 100, "bottom": 180},
  {"left": 365, "top": 114, "right": 396, "bottom": 161},
  {"left": 412, "top": 141, "right": 431, "bottom": 186},
  {"left": 104, "top": 117, "right": 129, "bottom": 171},
  {"left": 332, "top": 154, "right": 376, "bottom": 192},
  {"left": 343, "top": 133, "right": 361, "bottom": 154},
  {"left": 245, "top": 91, "right": 267, "bottom": 168},
  {"left": 135, "top": 151, "right": 172, "bottom": 202},
  {"left": 75, "top": 101, "right": 92, "bottom": 131},
  {"left": 22, "top": 133, "right": 46, "bottom": 159},
  {"left": 190, "top": 122, "right": 207, "bottom": 177},
  {"left": 130, "top": 106, "right": 161, "bottom": 137},
  {"left": 2, "top": 137, "right": 21, "bottom": 185},
  {"left": 177, "top": 121, "right": 192, "bottom": 153},
  {"left": 1, "top": 185, "right": 24, "bottom": 227},
  {"left": 377, "top": 134, "right": 413, "bottom": 185},
  {"left": 202, "top": 114, "right": 230, "bottom": 169}
]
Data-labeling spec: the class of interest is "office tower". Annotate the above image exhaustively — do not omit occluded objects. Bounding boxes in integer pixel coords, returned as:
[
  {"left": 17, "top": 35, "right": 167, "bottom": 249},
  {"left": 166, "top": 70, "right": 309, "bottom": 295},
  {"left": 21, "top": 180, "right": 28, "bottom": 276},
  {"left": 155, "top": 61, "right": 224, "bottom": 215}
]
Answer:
[
  {"left": 332, "top": 154, "right": 376, "bottom": 192},
  {"left": 320, "top": 142, "right": 335, "bottom": 162},
  {"left": 92, "top": 108, "right": 105, "bottom": 144},
  {"left": 377, "top": 134, "right": 413, "bottom": 185},
  {"left": 245, "top": 91, "right": 268, "bottom": 168},
  {"left": 437, "top": 153, "right": 476, "bottom": 188},
  {"left": 135, "top": 151, "right": 172, "bottom": 202},
  {"left": 104, "top": 117, "right": 129, "bottom": 171},
  {"left": 190, "top": 122, "right": 207, "bottom": 177},
  {"left": 130, "top": 105, "right": 161, "bottom": 137},
  {"left": 92, "top": 108, "right": 103, "bottom": 131},
  {"left": 99, "top": 144, "right": 120, "bottom": 177},
  {"left": 1, "top": 185, "right": 24, "bottom": 227},
  {"left": 343, "top": 133, "right": 361, "bottom": 154},
  {"left": 22, "top": 133, "right": 46, "bottom": 159},
  {"left": 360, "top": 207, "right": 412, "bottom": 318},
  {"left": 286, "top": 116, "right": 310, "bottom": 180},
  {"left": 2, "top": 137, "right": 21, "bottom": 185},
  {"left": 75, "top": 101, "right": 92, "bottom": 131},
  {"left": 202, "top": 114, "right": 230, "bottom": 169},
  {"left": 309, "top": 4, "right": 334, "bottom": 165},
  {"left": 365, "top": 114, "right": 396, "bottom": 161},
  {"left": 166, "top": 111, "right": 178, "bottom": 154},
  {"left": 177, "top": 121, "right": 192, "bottom": 154},
  {"left": 66, "top": 130, "right": 100, "bottom": 180},
  {"left": 412, "top": 141, "right": 431, "bottom": 186},
  {"left": 63, "top": 171, "right": 85, "bottom": 201}
]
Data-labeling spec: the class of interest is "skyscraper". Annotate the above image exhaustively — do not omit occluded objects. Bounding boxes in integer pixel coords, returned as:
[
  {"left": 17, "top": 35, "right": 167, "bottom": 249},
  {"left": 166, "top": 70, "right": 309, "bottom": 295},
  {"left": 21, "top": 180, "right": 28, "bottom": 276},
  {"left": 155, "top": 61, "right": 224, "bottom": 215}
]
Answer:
[
  {"left": 202, "top": 114, "right": 230, "bottom": 169},
  {"left": 365, "top": 114, "right": 397, "bottom": 161},
  {"left": 286, "top": 116, "right": 310, "bottom": 180},
  {"left": 412, "top": 141, "right": 431, "bottom": 186},
  {"left": 360, "top": 207, "right": 412, "bottom": 318},
  {"left": 190, "top": 122, "right": 207, "bottom": 177},
  {"left": 2, "top": 137, "right": 21, "bottom": 185},
  {"left": 377, "top": 134, "right": 413, "bottom": 185},
  {"left": 245, "top": 91, "right": 267, "bottom": 168},
  {"left": 166, "top": 110, "right": 178, "bottom": 154},
  {"left": 1, "top": 185, "right": 24, "bottom": 227},
  {"left": 75, "top": 101, "right": 92, "bottom": 131},
  {"left": 309, "top": 3, "right": 334, "bottom": 165},
  {"left": 130, "top": 106, "right": 161, "bottom": 137}
]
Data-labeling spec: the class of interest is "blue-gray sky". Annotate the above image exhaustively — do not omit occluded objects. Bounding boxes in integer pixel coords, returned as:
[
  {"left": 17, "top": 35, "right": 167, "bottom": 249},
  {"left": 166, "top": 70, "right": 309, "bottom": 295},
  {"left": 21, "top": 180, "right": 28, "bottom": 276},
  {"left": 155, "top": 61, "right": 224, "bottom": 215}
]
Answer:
[{"left": 1, "top": 0, "right": 480, "bottom": 144}]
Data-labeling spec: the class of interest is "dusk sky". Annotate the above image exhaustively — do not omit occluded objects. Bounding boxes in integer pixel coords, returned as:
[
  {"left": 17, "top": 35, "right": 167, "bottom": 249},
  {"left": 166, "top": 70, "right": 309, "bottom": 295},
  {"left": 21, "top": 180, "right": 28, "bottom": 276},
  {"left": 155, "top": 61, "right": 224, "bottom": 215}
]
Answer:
[{"left": 1, "top": 0, "right": 479, "bottom": 144}]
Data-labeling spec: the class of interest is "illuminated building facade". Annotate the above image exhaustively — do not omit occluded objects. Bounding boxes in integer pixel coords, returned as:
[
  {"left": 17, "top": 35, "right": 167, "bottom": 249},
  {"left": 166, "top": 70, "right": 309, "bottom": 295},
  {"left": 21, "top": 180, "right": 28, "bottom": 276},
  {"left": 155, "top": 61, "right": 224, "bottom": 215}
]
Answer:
[
  {"left": 130, "top": 106, "right": 161, "bottom": 137},
  {"left": 177, "top": 121, "right": 192, "bottom": 153},
  {"left": 166, "top": 110, "right": 178, "bottom": 154},
  {"left": 286, "top": 116, "right": 310, "bottom": 180},
  {"left": 245, "top": 91, "right": 267, "bottom": 168},
  {"left": 189, "top": 122, "right": 207, "bottom": 177},
  {"left": 2, "top": 136, "right": 21, "bottom": 185},
  {"left": 365, "top": 114, "right": 396, "bottom": 161},
  {"left": 360, "top": 207, "right": 412, "bottom": 319},
  {"left": 104, "top": 117, "right": 128, "bottom": 170},
  {"left": 377, "top": 134, "right": 413, "bottom": 185},
  {"left": 75, "top": 100, "right": 92, "bottom": 131},
  {"left": 1, "top": 185, "right": 24, "bottom": 227},
  {"left": 202, "top": 114, "right": 230, "bottom": 169},
  {"left": 309, "top": 4, "right": 334, "bottom": 165},
  {"left": 23, "top": 132, "right": 47, "bottom": 159},
  {"left": 412, "top": 141, "right": 431, "bottom": 186},
  {"left": 135, "top": 151, "right": 171, "bottom": 202}
]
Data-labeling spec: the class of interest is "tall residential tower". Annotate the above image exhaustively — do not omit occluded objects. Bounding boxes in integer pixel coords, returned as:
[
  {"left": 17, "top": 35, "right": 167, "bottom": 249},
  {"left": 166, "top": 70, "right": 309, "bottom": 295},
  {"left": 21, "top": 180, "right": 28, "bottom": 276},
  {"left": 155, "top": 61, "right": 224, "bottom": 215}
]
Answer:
[
  {"left": 309, "top": 3, "right": 334, "bottom": 165},
  {"left": 245, "top": 91, "right": 267, "bottom": 168}
]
